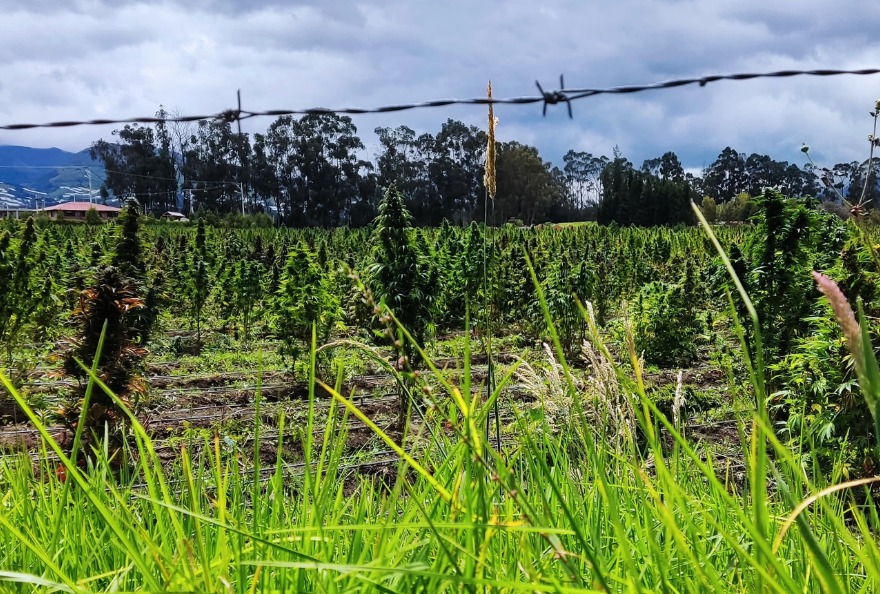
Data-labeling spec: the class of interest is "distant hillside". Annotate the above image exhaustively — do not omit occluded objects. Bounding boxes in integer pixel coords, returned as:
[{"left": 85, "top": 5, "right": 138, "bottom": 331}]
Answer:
[{"left": 0, "top": 145, "right": 104, "bottom": 207}]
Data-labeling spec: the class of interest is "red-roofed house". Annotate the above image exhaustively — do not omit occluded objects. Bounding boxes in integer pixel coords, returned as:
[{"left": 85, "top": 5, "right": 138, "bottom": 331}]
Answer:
[{"left": 41, "top": 202, "right": 122, "bottom": 220}]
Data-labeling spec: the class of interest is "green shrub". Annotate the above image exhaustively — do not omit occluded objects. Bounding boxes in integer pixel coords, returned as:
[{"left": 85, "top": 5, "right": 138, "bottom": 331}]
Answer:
[
  {"left": 700, "top": 196, "right": 718, "bottom": 223},
  {"left": 723, "top": 190, "right": 846, "bottom": 366},
  {"left": 770, "top": 311, "right": 868, "bottom": 471},
  {"left": 85, "top": 207, "right": 102, "bottom": 225},
  {"left": 771, "top": 234, "right": 880, "bottom": 474},
  {"left": 630, "top": 280, "right": 700, "bottom": 367},
  {"left": 272, "top": 242, "right": 337, "bottom": 367}
]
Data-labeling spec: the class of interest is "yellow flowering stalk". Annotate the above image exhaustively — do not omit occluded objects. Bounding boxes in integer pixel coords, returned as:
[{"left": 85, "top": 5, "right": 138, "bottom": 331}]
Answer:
[{"left": 484, "top": 80, "right": 497, "bottom": 200}]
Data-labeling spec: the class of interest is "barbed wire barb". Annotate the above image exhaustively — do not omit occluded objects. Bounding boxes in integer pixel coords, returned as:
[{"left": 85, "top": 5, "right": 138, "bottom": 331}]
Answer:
[
  {"left": 0, "top": 67, "right": 878, "bottom": 131},
  {"left": 535, "top": 74, "right": 573, "bottom": 119}
]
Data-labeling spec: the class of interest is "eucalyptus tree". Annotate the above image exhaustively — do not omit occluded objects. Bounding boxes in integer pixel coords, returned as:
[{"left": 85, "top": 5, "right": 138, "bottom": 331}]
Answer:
[
  {"left": 703, "top": 147, "right": 748, "bottom": 203},
  {"left": 182, "top": 120, "right": 251, "bottom": 214},
  {"left": 264, "top": 114, "right": 366, "bottom": 226},
  {"left": 564, "top": 150, "right": 609, "bottom": 212},
  {"left": 90, "top": 117, "right": 177, "bottom": 212}
]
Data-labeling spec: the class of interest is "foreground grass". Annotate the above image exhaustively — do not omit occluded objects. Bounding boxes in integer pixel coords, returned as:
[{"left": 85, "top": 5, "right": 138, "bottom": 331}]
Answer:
[{"left": 1, "top": 304, "right": 879, "bottom": 594}]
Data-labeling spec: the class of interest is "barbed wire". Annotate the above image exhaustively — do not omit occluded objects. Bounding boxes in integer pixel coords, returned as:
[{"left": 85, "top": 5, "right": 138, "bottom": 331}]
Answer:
[{"left": 1, "top": 68, "right": 878, "bottom": 131}]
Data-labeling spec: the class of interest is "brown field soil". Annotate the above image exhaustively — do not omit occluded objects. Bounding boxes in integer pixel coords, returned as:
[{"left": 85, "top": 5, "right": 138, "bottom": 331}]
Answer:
[{"left": 0, "top": 345, "right": 746, "bottom": 488}]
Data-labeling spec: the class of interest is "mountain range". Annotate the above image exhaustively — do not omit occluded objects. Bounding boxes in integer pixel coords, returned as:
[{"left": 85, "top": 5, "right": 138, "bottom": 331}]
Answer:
[{"left": 0, "top": 145, "right": 105, "bottom": 209}]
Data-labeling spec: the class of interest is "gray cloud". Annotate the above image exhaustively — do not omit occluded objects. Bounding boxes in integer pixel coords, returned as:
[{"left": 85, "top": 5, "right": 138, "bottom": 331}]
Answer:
[{"left": 0, "top": 0, "right": 878, "bottom": 173}]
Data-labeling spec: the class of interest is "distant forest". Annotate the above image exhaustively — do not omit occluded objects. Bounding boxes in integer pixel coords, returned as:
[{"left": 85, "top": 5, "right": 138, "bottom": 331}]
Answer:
[{"left": 88, "top": 108, "right": 880, "bottom": 227}]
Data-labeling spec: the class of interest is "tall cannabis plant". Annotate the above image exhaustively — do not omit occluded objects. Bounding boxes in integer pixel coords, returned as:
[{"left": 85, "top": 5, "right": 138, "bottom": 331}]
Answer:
[
  {"left": 0, "top": 219, "right": 39, "bottom": 363},
  {"left": 369, "top": 185, "right": 434, "bottom": 361},
  {"left": 58, "top": 266, "right": 147, "bottom": 461},
  {"left": 273, "top": 242, "right": 337, "bottom": 368},
  {"left": 735, "top": 189, "right": 845, "bottom": 364}
]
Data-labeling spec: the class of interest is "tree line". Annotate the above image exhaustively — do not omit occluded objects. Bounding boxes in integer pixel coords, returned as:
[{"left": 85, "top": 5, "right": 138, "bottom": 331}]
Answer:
[{"left": 88, "top": 107, "right": 880, "bottom": 227}]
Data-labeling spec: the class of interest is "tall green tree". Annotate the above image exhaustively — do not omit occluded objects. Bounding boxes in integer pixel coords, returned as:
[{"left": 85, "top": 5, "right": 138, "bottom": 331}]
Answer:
[
  {"left": 182, "top": 120, "right": 251, "bottom": 214},
  {"left": 704, "top": 147, "right": 748, "bottom": 203},
  {"left": 432, "top": 120, "right": 486, "bottom": 224},
  {"left": 598, "top": 150, "right": 695, "bottom": 227},
  {"left": 846, "top": 157, "right": 880, "bottom": 207},
  {"left": 564, "top": 150, "right": 609, "bottom": 213},
  {"left": 375, "top": 125, "right": 422, "bottom": 200},
  {"left": 250, "top": 132, "right": 281, "bottom": 216},
  {"left": 494, "top": 141, "right": 570, "bottom": 225},
  {"left": 641, "top": 151, "right": 684, "bottom": 181},
  {"left": 264, "top": 114, "right": 367, "bottom": 226},
  {"left": 90, "top": 118, "right": 177, "bottom": 212}
]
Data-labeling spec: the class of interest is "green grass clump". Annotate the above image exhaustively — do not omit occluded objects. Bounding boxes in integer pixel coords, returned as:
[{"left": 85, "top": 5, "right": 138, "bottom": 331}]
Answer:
[{"left": 1, "top": 272, "right": 880, "bottom": 593}]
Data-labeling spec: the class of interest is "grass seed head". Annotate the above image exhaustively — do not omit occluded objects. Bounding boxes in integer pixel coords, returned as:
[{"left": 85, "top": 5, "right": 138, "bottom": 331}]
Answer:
[
  {"left": 484, "top": 80, "right": 497, "bottom": 200},
  {"left": 813, "top": 270, "right": 864, "bottom": 379}
]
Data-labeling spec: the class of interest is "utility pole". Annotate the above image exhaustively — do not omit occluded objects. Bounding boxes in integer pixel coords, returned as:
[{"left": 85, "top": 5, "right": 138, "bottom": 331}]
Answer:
[
  {"left": 85, "top": 170, "right": 94, "bottom": 204},
  {"left": 239, "top": 182, "right": 246, "bottom": 216},
  {"left": 24, "top": 188, "right": 47, "bottom": 212}
]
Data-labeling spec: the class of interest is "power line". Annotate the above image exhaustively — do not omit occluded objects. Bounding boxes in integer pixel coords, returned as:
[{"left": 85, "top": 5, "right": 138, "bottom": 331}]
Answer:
[
  {"left": 103, "top": 167, "right": 242, "bottom": 187},
  {"left": 0, "top": 165, "right": 96, "bottom": 169},
  {"left": 0, "top": 67, "right": 878, "bottom": 131},
  {"left": 10, "top": 165, "right": 238, "bottom": 188},
  {"left": 101, "top": 168, "right": 183, "bottom": 182},
  {"left": 0, "top": 162, "right": 240, "bottom": 197}
]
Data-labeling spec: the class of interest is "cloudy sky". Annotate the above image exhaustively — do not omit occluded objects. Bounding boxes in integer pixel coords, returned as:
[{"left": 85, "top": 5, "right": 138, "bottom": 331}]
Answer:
[{"left": 1, "top": 0, "right": 878, "bottom": 171}]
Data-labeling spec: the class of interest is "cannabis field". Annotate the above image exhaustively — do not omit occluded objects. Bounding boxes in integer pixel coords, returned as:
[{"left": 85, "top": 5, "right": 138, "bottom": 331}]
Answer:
[{"left": 2, "top": 187, "right": 880, "bottom": 592}]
